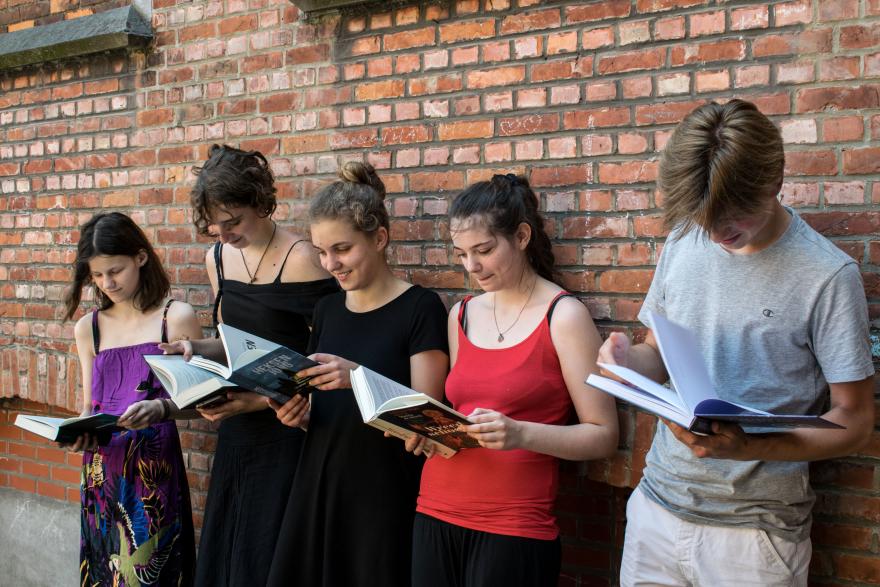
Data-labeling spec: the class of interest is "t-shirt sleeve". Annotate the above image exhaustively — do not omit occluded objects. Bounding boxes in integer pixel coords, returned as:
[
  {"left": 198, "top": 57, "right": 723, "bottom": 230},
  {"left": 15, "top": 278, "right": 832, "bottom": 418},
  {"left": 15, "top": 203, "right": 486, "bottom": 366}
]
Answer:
[
  {"left": 810, "top": 262, "right": 875, "bottom": 384},
  {"left": 638, "top": 232, "right": 675, "bottom": 328},
  {"left": 408, "top": 289, "right": 450, "bottom": 358}
]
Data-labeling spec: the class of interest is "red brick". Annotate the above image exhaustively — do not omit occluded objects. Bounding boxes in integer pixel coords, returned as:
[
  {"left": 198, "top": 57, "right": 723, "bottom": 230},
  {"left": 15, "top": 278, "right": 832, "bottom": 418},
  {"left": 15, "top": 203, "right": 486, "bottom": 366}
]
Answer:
[
  {"left": 843, "top": 147, "right": 880, "bottom": 174},
  {"left": 497, "top": 113, "right": 559, "bottom": 137},
  {"left": 636, "top": 0, "right": 708, "bottom": 13},
  {"left": 218, "top": 14, "right": 257, "bottom": 35},
  {"left": 500, "top": 8, "right": 561, "bottom": 34},
  {"left": 563, "top": 216, "right": 628, "bottom": 238},
  {"left": 381, "top": 125, "right": 433, "bottom": 145},
  {"left": 599, "top": 269, "right": 654, "bottom": 293},
  {"left": 565, "top": 0, "right": 630, "bottom": 23},
  {"left": 795, "top": 85, "right": 880, "bottom": 113},
  {"left": 329, "top": 129, "right": 378, "bottom": 150},
  {"left": 355, "top": 79, "right": 405, "bottom": 101},
  {"left": 466, "top": 65, "right": 525, "bottom": 89},
  {"left": 409, "top": 171, "right": 465, "bottom": 192},
  {"left": 670, "top": 40, "right": 746, "bottom": 66},
  {"left": 288, "top": 44, "right": 330, "bottom": 64},
  {"left": 564, "top": 107, "right": 631, "bottom": 129},
  {"left": 531, "top": 57, "right": 593, "bottom": 82},
  {"left": 822, "top": 116, "right": 864, "bottom": 142},
  {"left": 383, "top": 26, "right": 435, "bottom": 51},
  {"left": 530, "top": 164, "right": 591, "bottom": 187},
  {"left": 438, "top": 120, "right": 494, "bottom": 141},
  {"left": 439, "top": 18, "right": 495, "bottom": 43},
  {"left": 598, "top": 48, "right": 664, "bottom": 74}
]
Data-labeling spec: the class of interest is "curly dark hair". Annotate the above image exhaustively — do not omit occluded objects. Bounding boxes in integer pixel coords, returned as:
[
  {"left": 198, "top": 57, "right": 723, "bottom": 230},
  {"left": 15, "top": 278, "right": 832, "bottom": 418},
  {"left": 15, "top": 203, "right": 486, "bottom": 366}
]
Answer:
[
  {"left": 191, "top": 144, "right": 277, "bottom": 236},
  {"left": 309, "top": 161, "right": 389, "bottom": 235},
  {"left": 450, "top": 174, "right": 558, "bottom": 285},
  {"left": 63, "top": 212, "right": 169, "bottom": 320}
]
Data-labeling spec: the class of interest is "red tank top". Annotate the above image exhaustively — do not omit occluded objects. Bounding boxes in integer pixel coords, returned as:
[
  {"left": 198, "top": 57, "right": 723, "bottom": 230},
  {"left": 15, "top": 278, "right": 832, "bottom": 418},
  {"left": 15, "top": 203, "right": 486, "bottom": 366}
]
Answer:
[{"left": 417, "top": 292, "right": 574, "bottom": 540}]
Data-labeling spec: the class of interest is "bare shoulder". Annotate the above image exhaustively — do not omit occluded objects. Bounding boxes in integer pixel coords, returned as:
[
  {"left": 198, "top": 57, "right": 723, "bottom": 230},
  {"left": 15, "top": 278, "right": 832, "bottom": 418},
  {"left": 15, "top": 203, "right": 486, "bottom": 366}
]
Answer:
[
  {"left": 166, "top": 299, "right": 198, "bottom": 322},
  {"left": 73, "top": 313, "right": 95, "bottom": 354},
  {"left": 549, "top": 295, "right": 596, "bottom": 337},
  {"left": 279, "top": 235, "right": 331, "bottom": 282}
]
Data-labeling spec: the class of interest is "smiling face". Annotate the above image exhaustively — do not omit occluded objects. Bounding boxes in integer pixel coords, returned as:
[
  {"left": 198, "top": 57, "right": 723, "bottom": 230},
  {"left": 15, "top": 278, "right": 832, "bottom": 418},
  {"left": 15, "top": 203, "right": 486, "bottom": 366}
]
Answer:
[
  {"left": 705, "top": 195, "right": 781, "bottom": 254},
  {"left": 451, "top": 216, "right": 530, "bottom": 292},
  {"left": 88, "top": 253, "right": 146, "bottom": 306},
  {"left": 207, "top": 206, "right": 266, "bottom": 249},
  {"left": 310, "top": 218, "right": 387, "bottom": 291}
]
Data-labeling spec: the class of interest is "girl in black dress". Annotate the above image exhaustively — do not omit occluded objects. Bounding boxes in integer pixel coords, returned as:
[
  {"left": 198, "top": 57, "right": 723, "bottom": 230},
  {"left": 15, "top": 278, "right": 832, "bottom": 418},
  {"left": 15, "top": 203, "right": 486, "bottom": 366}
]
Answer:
[
  {"left": 267, "top": 162, "right": 449, "bottom": 587},
  {"left": 161, "top": 145, "right": 338, "bottom": 586}
]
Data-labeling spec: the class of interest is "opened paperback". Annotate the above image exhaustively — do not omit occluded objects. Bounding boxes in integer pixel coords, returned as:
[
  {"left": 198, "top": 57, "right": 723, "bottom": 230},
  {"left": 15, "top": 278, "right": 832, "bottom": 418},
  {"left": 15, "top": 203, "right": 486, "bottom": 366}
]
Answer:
[
  {"left": 586, "top": 311, "right": 842, "bottom": 433},
  {"left": 146, "top": 323, "right": 319, "bottom": 409},
  {"left": 350, "top": 366, "right": 480, "bottom": 458},
  {"left": 15, "top": 413, "right": 120, "bottom": 445}
]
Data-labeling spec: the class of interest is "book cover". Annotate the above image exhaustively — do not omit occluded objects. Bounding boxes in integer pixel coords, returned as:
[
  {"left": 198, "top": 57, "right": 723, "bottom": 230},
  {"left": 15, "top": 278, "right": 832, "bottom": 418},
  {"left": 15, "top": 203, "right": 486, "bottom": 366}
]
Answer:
[{"left": 15, "top": 413, "right": 121, "bottom": 445}]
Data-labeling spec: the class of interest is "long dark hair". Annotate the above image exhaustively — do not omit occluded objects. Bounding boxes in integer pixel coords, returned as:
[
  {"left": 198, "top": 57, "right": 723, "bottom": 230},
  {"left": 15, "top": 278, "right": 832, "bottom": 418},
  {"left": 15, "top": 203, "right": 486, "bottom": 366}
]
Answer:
[
  {"left": 191, "top": 144, "right": 278, "bottom": 236},
  {"left": 63, "top": 212, "right": 169, "bottom": 320},
  {"left": 450, "top": 174, "right": 558, "bottom": 284}
]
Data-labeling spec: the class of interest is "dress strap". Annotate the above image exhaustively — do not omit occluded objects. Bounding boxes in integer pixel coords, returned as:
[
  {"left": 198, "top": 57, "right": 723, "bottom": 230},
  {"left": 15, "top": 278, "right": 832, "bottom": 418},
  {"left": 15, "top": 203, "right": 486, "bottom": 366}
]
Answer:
[
  {"left": 160, "top": 299, "right": 175, "bottom": 344},
  {"left": 457, "top": 295, "right": 474, "bottom": 335},
  {"left": 273, "top": 239, "right": 307, "bottom": 283},
  {"left": 546, "top": 291, "right": 574, "bottom": 325},
  {"left": 91, "top": 310, "right": 101, "bottom": 355},
  {"left": 211, "top": 241, "right": 224, "bottom": 331}
]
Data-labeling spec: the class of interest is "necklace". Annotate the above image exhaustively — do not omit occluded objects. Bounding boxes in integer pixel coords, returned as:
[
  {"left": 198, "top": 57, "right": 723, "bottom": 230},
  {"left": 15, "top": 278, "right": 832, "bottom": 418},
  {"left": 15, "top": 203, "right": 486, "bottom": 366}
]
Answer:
[
  {"left": 492, "top": 274, "right": 537, "bottom": 343},
  {"left": 239, "top": 221, "right": 277, "bottom": 284}
]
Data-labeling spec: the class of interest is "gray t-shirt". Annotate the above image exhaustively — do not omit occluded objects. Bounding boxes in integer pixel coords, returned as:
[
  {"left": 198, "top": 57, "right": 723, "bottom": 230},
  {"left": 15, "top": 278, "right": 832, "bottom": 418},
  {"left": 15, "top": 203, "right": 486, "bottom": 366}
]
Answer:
[{"left": 638, "top": 208, "right": 874, "bottom": 542}]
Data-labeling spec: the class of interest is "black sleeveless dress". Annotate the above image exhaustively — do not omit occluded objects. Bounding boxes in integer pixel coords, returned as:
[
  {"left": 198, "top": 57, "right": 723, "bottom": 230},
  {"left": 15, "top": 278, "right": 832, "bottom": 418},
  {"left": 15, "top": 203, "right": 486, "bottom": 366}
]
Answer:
[{"left": 194, "top": 242, "right": 338, "bottom": 587}]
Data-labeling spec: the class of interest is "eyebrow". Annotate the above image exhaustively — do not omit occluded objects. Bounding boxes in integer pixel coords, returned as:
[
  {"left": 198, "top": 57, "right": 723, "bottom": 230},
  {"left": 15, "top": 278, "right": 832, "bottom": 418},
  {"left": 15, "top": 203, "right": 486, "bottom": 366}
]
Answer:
[{"left": 454, "top": 239, "right": 494, "bottom": 251}]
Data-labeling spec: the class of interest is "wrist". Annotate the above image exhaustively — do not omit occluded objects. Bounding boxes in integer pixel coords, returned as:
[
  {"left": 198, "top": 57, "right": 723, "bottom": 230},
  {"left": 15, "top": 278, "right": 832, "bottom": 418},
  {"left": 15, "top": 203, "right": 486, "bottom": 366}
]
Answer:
[{"left": 157, "top": 399, "right": 170, "bottom": 422}]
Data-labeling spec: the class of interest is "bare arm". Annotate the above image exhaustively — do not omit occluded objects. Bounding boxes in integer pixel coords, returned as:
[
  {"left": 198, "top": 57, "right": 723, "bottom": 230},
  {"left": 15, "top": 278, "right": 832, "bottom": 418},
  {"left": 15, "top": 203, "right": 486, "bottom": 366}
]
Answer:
[
  {"left": 409, "top": 350, "right": 449, "bottom": 401},
  {"left": 162, "top": 302, "right": 206, "bottom": 421},
  {"left": 465, "top": 297, "right": 619, "bottom": 460},
  {"left": 65, "top": 316, "right": 99, "bottom": 451},
  {"left": 667, "top": 376, "right": 875, "bottom": 462}
]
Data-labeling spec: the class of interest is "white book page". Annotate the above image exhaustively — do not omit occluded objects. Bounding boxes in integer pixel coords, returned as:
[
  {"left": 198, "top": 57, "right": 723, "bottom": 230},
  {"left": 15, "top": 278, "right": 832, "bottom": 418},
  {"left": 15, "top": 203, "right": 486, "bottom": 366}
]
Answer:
[
  {"left": 598, "top": 363, "right": 687, "bottom": 412},
  {"left": 350, "top": 367, "right": 376, "bottom": 421},
  {"left": 586, "top": 374, "right": 694, "bottom": 429},
  {"left": 147, "top": 355, "right": 224, "bottom": 391},
  {"left": 218, "top": 324, "right": 281, "bottom": 370},
  {"left": 648, "top": 311, "right": 717, "bottom": 412}
]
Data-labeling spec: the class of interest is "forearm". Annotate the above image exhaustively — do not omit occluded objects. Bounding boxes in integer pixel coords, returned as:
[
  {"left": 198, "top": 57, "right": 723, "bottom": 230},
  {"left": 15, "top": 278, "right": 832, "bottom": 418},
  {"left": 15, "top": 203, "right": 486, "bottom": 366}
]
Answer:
[
  {"left": 747, "top": 404, "right": 874, "bottom": 462},
  {"left": 518, "top": 421, "right": 618, "bottom": 461},
  {"left": 627, "top": 342, "right": 668, "bottom": 383},
  {"left": 190, "top": 337, "right": 226, "bottom": 362}
]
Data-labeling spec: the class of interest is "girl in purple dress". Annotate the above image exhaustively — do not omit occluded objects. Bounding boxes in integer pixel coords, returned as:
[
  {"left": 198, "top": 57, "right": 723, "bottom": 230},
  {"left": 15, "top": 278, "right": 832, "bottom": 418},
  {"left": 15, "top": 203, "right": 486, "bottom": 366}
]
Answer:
[{"left": 63, "top": 212, "right": 203, "bottom": 586}]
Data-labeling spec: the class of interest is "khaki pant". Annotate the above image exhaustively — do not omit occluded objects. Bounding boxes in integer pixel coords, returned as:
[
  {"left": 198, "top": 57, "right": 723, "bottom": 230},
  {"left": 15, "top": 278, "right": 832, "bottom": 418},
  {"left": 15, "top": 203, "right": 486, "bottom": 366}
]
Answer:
[{"left": 620, "top": 486, "right": 811, "bottom": 586}]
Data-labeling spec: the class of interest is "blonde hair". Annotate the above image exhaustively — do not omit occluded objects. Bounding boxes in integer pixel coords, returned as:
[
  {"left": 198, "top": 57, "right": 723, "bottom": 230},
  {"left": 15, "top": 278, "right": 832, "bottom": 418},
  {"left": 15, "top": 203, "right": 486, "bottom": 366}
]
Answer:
[
  {"left": 659, "top": 99, "right": 784, "bottom": 236},
  {"left": 309, "top": 162, "right": 388, "bottom": 234}
]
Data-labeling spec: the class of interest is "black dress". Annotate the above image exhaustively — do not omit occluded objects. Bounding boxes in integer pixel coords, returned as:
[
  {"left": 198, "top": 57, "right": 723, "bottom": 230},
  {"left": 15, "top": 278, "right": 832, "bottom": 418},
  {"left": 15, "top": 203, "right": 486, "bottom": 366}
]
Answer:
[
  {"left": 195, "top": 242, "right": 338, "bottom": 587},
  {"left": 267, "top": 286, "right": 448, "bottom": 587}
]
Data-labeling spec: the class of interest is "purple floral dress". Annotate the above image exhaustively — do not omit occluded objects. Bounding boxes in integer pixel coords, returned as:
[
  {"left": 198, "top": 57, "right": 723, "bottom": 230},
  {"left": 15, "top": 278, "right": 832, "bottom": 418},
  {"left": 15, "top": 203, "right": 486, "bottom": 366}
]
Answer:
[{"left": 81, "top": 302, "right": 194, "bottom": 586}]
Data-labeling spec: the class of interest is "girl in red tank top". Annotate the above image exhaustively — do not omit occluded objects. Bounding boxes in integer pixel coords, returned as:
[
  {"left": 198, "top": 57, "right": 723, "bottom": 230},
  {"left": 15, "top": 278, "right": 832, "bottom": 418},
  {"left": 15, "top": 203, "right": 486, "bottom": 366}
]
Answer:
[{"left": 409, "top": 175, "right": 619, "bottom": 587}]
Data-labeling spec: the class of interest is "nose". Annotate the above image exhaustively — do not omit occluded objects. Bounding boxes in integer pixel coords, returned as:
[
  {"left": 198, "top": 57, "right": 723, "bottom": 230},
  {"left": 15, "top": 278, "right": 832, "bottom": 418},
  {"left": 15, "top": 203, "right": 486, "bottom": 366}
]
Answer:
[
  {"left": 323, "top": 253, "right": 341, "bottom": 272},
  {"left": 462, "top": 255, "right": 480, "bottom": 274}
]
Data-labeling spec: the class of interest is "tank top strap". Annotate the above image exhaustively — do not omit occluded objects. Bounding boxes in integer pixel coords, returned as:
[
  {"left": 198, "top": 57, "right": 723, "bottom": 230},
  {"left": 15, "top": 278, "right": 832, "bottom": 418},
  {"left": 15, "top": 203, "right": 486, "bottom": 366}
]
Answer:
[
  {"left": 273, "top": 239, "right": 307, "bottom": 283},
  {"left": 546, "top": 291, "right": 574, "bottom": 325},
  {"left": 212, "top": 241, "right": 224, "bottom": 330},
  {"left": 457, "top": 295, "right": 474, "bottom": 335},
  {"left": 160, "top": 298, "right": 175, "bottom": 344},
  {"left": 91, "top": 309, "right": 101, "bottom": 354}
]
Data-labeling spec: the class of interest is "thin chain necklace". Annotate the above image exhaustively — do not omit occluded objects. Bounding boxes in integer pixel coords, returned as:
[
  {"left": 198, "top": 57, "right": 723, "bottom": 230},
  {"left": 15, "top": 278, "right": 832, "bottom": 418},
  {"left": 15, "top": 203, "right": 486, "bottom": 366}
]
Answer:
[
  {"left": 492, "top": 274, "right": 537, "bottom": 343},
  {"left": 239, "top": 221, "right": 277, "bottom": 284}
]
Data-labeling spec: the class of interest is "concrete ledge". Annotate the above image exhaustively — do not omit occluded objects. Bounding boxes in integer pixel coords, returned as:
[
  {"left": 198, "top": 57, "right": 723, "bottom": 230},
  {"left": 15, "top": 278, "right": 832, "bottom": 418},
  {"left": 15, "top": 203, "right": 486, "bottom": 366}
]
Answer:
[
  {"left": 0, "top": 488, "right": 79, "bottom": 586},
  {"left": 0, "top": 5, "right": 152, "bottom": 71},
  {"left": 290, "top": 0, "right": 385, "bottom": 14}
]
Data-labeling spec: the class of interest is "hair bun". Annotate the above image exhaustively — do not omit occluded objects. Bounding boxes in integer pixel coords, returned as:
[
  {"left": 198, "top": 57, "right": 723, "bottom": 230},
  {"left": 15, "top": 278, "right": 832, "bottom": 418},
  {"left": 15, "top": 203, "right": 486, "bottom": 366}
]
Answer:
[{"left": 339, "top": 161, "right": 386, "bottom": 200}]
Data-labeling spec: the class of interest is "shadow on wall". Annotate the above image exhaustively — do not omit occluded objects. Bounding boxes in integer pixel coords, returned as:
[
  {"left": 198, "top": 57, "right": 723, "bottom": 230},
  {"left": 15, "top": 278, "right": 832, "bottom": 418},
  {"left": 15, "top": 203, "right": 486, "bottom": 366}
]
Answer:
[{"left": 0, "top": 488, "right": 78, "bottom": 586}]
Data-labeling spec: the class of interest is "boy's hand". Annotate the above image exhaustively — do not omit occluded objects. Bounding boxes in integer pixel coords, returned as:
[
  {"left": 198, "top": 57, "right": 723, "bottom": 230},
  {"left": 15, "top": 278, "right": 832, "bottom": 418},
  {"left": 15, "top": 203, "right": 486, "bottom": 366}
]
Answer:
[
  {"left": 664, "top": 419, "right": 755, "bottom": 460},
  {"left": 597, "top": 332, "right": 631, "bottom": 380}
]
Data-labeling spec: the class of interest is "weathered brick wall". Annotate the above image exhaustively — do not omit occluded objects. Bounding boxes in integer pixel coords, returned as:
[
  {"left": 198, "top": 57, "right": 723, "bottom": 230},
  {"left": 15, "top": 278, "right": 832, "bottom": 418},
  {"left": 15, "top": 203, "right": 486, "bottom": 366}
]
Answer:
[
  {"left": 1, "top": 0, "right": 878, "bottom": 584},
  {"left": 0, "top": 0, "right": 129, "bottom": 34}
]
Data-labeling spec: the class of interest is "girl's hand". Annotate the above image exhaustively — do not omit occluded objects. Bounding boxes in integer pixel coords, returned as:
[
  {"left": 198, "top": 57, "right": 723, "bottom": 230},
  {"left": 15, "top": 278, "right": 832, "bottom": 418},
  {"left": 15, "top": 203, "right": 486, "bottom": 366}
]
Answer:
[
  {"left": 198, "top": 391, "right": 266, "bottom": 422},
  {"left": 464, "top": 408, "right": 523, "bottom": 451},
  {"left": 61, "top": 433, "right": 99, "bottom": 453},
  {"left": 297, "top": 353, "right": 358, "bottom": 391},
  {"left": 268, "top": 395, "right": 310, "bottom": 429},
  {"left": 158, "top": 340, "right": 194, "bottom": 361},
  {"left": 117, "top": 400, "right": 165, "bottom": 430}
]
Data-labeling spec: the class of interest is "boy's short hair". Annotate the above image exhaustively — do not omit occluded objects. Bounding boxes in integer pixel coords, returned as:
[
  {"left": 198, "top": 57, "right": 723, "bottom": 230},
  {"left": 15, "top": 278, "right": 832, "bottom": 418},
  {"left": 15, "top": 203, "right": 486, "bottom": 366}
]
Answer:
[{"left": 659, "top": 99, "right": 785, "bottom": 235}]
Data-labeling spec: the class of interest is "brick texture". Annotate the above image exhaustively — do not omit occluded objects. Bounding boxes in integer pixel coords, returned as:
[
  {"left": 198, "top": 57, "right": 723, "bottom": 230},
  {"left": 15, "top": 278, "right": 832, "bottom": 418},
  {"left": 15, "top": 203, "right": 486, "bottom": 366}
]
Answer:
[{"left": 0, "top": 0, "right": 878, "bottom": 584}]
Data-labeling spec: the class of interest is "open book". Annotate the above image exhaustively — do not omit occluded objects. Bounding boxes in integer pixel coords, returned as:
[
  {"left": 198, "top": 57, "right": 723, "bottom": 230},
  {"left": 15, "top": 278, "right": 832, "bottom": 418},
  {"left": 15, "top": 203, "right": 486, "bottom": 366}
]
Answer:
[
  {"left": 146, "top": 324, "right": 319, "bottom": 410},
  {"left": 15, "top": 413, "right": 121, "bottom": 445},
  {"left": 586, "top": 311, "right": 843, "bottom": 434},
  {"left": 350, "top": 366, "right": 480, "bottom": 458}
]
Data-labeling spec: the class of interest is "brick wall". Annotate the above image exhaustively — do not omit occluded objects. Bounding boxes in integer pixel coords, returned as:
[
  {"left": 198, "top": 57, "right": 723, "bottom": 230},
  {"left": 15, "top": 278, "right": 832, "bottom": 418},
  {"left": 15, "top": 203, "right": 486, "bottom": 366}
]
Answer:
[{"left": 0, "top": 0, "right": 878, "bottom": 584}]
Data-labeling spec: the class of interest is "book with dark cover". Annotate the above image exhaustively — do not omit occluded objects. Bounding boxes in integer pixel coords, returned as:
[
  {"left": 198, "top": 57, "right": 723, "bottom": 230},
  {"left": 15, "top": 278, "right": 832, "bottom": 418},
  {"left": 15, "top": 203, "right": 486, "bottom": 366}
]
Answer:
[
  {"left": 586, "top": 311, "right": 843, "bottom": 434},
  {"left": 14, "top": 413, "right": 121, "bottom": 445},
  {"left": 350, "top": 365, "right": 479, "bottom": 458},
  {"left": 146, "top": 323, "right": 319, "bottom": 409}
]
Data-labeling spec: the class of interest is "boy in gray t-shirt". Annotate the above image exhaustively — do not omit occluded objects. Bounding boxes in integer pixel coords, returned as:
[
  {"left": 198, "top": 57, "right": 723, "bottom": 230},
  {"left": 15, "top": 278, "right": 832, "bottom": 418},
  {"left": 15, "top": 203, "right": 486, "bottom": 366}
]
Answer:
[{"left": 599, "top": 100, "right": 875, "bottom": 586}]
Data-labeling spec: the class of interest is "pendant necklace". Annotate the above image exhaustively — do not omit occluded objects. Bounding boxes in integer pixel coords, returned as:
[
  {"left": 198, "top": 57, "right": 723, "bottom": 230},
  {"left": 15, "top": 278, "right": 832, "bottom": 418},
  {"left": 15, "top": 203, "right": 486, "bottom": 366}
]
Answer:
[
  {"left": 492, "top": 274, "right": 537, "bottom": 343},
  {"left": 240, "top": 221, "right": 277, "bottom": 284}
]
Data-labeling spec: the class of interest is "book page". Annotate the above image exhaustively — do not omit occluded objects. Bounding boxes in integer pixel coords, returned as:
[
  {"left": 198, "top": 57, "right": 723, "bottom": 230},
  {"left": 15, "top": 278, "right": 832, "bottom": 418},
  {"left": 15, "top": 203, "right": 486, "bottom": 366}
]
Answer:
[
  {"left": 218, "top": 324, "right": 281, "bottom": 370},
  {"left": 598, "top": 363, "right": 687, "bottom": 411},
  {"left": 648, "top": 311, "right": 717, "bottom": 412},
  {"left": 146, "top": 355, "right": 224, "bottom": 392}
]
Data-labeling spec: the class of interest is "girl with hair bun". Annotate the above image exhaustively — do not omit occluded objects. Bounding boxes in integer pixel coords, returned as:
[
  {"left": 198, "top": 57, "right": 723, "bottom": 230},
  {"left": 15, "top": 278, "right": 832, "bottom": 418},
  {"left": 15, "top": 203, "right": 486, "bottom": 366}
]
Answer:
[
  {"left": 267, "top": 161, "right": 449, "bottom": 587},
  {"left": 161, "top": 144, "right": 338, "bottom": 586},
  {"left": 409, "top": 175, "right": 619, "bottom": 586}
]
